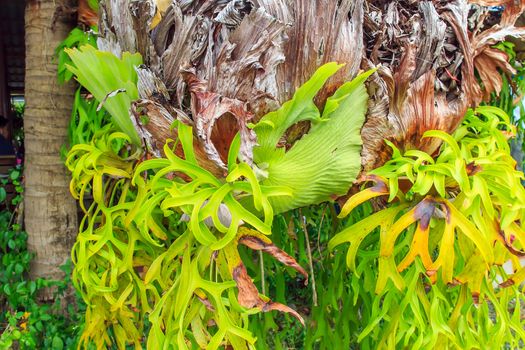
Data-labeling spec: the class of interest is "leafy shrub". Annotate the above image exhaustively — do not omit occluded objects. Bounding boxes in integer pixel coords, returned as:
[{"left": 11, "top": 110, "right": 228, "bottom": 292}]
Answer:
[{"left": 0, "top": 167, "right": 85, "bottom": 350}]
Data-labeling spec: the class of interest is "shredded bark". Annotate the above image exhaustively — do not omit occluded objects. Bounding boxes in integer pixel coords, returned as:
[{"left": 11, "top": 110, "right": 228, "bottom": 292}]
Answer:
[
  {"left": 96, "top": 0, "right": 525, "bottom": 173},
  {"left": 361, "top": 1, "right": 525, "bottom": 170}
]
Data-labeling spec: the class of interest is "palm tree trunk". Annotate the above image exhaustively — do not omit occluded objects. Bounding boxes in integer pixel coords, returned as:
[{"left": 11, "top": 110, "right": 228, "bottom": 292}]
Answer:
[{"left": 24, "top": 0, "right": 78, "bottom": 286}]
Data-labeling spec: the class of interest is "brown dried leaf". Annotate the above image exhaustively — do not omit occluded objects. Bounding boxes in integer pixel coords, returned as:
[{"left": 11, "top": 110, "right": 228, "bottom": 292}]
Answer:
[
  {"left": 238, "top": 232, "right": 308, "bottom": 281},
  {"left": 232, "top": 263, "right": 305, "bottom": 326},
  {"left": 468, "top": 0, "right": 515, "bottom": 5},
  {"left": 78, "top": 0, "right": 98, "bottom": 27},
  {"left": 226, "top": 228, "right": 307, "bottom": 325},
  {"left": 232, "top": 263, "right": 264, "bottom": 309},
  {"left": 183, "top": 71, "right": 257, "bottom": 168},
  {"left": 130, "top": 99, "right": 224, "bottom": 177},
  {"left": 475, "top": 47, "right": 516, "bottom": 100},
  {"left": 263, "top": 302, "right": 305, "bottom": 326}
]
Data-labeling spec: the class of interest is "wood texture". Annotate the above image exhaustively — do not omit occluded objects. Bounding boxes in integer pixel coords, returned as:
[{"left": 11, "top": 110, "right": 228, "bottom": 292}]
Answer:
[{"left": 24, "top": 0, "right": 78, "bottom": 283}]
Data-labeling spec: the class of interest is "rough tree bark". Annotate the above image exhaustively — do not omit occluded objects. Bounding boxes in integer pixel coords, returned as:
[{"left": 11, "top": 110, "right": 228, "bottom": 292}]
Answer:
[
  {"left": 96, "top": 0, "right": 525, "bottom": 180},
  {"left": 24, "top": 0, "right": 78, "bottom": 284}
]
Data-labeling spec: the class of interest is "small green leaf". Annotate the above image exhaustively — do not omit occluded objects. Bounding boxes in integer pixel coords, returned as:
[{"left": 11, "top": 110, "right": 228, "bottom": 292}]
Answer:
[
  {"left": 52, "top": 336, "right": 64, "bottom": 350},
  {"left": 9, "top": 170, "right": 20, "bottom": 181},
  {"left": 11, "top": 330, "right": 21, "bottom": 340},
  {"left": 0, "top": 187, "right": 6, "bottom": 203}
]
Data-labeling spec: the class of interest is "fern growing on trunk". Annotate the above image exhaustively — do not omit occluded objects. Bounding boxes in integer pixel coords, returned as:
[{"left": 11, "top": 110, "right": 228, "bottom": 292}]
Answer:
[{"left": 60, "top": 1, "right": 525, "bottom": 349}]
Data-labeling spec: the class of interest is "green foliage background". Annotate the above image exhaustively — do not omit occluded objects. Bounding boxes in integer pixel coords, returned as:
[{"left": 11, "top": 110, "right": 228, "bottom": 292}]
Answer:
[{"left": 0, "top": 167, "right": 86, "bottom": 350}]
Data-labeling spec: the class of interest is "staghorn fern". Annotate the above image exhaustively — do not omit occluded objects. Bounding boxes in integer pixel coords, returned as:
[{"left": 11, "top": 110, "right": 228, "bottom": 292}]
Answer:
[
  {"left": 254, "top": 64, "right": 375, "bottom": 213},
  {"left": 54, "top": 1, "right": 525, "bottom": 348},
  {"left": 66, "top": 46, "right": 143, "bottom": 145},
  {"left": 65, "top": 61, "right": 373, "bottom": 349},
  {"left": 329, "top": 105, "right": 525, "bottom": 348},
  {"left": 63, "top": 44, "right": 525, "bottom": 348},
  {"left": 68, "top": 125, "right": 305, "bottom": 349}
]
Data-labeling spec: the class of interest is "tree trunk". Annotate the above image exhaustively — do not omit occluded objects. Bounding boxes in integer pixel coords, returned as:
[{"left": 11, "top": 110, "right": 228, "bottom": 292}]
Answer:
[{"left": 24, "top": 0, "right": 78, "bottom": 284}]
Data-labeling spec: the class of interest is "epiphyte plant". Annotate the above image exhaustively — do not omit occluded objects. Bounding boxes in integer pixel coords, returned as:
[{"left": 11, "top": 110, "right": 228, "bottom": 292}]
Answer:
[{"left": 65, "top": 54, "right": 373, "bottom": 349}]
